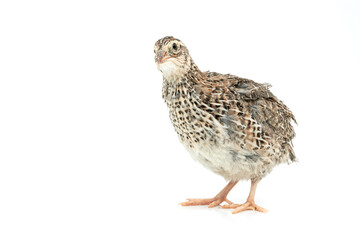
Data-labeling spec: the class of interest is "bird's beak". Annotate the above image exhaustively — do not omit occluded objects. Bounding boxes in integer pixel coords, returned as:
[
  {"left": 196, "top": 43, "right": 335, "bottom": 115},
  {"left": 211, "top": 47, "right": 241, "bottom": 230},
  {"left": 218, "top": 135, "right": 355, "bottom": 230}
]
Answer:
[{"left": 156, "top": 50, "right": 167, "bottom": 64}]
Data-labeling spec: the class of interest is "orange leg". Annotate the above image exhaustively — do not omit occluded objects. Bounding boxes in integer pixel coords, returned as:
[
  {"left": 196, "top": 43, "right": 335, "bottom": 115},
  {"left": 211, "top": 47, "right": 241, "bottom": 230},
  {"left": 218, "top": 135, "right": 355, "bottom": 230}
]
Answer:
[
  {"left": 180, "top": 181, "right": 239, "bottom": 208},
  {"left": 222, "top": 179, "right": 267, "bottom": 213}
]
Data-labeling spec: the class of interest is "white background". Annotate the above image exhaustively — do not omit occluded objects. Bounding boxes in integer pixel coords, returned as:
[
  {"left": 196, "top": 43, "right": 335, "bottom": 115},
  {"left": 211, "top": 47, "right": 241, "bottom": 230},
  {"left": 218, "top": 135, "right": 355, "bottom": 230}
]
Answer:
[{"left": 1, "top": 0, "right": 360, "bottom": 239}]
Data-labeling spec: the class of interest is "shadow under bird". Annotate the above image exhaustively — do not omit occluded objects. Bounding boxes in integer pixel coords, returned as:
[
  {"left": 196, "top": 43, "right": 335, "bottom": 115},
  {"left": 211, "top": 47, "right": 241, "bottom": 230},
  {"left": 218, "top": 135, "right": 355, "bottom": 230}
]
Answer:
[{"left": 154, "top": 36, "right": 297, "bottom": 213}]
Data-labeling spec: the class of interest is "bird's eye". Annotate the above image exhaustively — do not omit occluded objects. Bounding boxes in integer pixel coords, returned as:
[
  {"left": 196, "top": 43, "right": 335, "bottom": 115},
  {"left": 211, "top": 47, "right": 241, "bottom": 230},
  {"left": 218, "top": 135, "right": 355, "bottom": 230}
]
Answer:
[{"left": 172, "top": 43, "right": 178, "bottom": 51}]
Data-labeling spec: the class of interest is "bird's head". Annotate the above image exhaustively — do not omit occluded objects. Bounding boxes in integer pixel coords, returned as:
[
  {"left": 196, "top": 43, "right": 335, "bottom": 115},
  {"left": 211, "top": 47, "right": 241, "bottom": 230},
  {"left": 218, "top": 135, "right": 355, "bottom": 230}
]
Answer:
[{"left": 154, "top": 36, "right": 192, "bottom": 81}]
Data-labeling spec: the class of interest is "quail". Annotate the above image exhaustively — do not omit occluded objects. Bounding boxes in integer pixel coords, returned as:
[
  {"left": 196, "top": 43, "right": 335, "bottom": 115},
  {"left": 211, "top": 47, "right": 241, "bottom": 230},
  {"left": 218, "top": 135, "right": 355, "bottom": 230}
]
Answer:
[{"left": 154, "top": 36, "right": 297, "bottom": 213}]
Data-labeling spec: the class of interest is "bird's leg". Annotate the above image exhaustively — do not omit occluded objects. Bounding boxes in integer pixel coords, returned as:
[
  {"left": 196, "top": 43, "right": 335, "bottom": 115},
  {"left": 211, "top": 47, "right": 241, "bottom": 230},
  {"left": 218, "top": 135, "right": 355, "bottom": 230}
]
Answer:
[
  {"left": 221, "top": 179, "right": 267, "bottom": 213},
  {"left": 180, "top": 180, "right": 238, "bottom": 208}
]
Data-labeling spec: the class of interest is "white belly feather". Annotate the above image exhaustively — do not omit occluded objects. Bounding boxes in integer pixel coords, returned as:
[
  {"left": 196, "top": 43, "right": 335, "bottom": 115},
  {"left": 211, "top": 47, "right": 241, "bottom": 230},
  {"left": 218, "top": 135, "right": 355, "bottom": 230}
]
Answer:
[{"left": 183, "top": 140, "right": 275, "bottom": 181}]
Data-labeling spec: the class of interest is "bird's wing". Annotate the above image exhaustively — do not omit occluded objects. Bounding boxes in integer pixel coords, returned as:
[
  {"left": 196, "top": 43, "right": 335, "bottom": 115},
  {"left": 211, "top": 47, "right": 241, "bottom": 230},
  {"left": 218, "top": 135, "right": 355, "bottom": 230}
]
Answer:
[{"left": 196, "top": 72, "right": 296, "bottom": 144}]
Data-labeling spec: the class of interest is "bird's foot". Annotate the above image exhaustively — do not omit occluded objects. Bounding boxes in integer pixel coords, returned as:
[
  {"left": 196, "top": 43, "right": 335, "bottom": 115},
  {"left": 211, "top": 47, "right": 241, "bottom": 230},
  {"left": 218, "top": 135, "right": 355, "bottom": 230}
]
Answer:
[
  {"left": 221, "top": 201, "right": 267, "bottom": 214},
  {"left": 180, "top": 197, "right": 233, "bottom": 208}
]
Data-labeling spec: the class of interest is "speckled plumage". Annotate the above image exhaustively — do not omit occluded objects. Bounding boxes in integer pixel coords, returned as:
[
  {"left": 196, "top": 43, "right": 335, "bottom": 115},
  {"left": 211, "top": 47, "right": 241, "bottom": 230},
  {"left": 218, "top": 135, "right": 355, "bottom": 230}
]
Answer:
[{"left": 154, "top": 36, "right": 297, "bottom": 212}]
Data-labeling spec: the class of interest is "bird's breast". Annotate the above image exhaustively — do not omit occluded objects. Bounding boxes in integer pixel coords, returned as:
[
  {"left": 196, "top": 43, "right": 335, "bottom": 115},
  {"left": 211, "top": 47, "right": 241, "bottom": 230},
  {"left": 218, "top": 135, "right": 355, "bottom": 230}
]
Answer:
[{"left": 164, "top": 83, "right": 224, "bottom": 150}]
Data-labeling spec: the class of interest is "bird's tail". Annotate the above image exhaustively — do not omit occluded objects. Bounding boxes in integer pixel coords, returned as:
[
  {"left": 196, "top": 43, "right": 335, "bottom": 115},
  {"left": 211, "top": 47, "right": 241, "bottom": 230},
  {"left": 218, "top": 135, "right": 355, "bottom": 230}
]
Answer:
[{"left": 286, "top": 143, "right": 297, "bottom": 163}]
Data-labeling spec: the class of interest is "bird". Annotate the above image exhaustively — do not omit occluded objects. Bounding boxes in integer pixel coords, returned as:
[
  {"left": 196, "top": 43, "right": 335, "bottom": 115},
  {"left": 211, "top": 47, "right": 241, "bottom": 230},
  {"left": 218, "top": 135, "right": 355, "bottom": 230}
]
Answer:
[{"left": 154, "top": 36, "right": 297, "bottom": 213}]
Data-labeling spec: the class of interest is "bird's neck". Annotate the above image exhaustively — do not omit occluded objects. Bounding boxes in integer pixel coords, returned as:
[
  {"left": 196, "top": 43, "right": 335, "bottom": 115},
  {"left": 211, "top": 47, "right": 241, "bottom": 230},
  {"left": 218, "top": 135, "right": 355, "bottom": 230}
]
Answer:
[
  {"left": 185, "top": 62, "right": 205, "bottom": 85},
  {"left": 162, "top": 60, "right": 205, "bottom": 103},
  {"left": 163, "top": 60, "right": 204, "bottom": 86}
]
